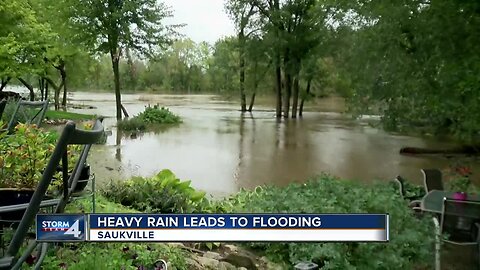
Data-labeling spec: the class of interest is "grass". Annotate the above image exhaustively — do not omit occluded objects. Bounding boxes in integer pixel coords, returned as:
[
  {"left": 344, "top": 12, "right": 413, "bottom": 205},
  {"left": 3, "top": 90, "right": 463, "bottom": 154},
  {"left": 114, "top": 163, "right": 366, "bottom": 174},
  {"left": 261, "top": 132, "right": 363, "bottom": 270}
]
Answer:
[{"left": 45, "top": 110, "right": 96, "bottom": 121}]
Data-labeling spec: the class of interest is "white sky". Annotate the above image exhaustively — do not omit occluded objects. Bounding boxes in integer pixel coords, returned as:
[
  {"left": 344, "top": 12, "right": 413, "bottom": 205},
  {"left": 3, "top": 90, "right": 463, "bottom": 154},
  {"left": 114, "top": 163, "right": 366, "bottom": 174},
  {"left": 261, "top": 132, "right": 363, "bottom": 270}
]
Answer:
[{"left": 162, "top": 0, "right": 236, "bottom": 44}]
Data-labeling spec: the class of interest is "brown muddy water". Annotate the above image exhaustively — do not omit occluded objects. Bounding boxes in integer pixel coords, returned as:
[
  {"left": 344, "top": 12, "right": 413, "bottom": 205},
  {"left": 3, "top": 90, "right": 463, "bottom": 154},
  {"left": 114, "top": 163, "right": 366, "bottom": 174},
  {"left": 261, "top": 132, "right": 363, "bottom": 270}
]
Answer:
[{"left": 68, "top": 92, "right": 479, "bottom": 197}]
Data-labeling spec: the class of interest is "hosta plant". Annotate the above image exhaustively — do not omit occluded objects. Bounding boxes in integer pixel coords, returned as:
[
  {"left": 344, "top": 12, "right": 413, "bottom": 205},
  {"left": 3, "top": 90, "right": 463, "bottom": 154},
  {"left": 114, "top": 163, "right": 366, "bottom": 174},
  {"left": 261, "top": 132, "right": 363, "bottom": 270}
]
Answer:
[{"left": 103, "top": 169, "right": 207, "bottom": 213}]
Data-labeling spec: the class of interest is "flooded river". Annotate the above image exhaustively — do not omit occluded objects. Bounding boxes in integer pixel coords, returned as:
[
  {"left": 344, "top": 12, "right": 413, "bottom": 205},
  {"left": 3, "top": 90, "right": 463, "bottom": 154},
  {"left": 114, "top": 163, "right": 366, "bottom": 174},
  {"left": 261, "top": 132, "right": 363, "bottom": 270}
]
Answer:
[{"left": 67, "top": 92, "right": 477, "bottom": 197}]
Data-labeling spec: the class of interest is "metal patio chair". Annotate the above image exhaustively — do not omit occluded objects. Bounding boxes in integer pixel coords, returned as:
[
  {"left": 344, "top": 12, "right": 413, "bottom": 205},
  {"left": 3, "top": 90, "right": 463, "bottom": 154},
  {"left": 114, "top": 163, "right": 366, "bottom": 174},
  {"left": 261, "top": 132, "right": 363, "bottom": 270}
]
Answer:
[
  {"left": 0, "top": 119, "right": 104, "bottom": 270},
  {"left": 433, "top": 198, "right": 480, "bottom": 270},
  {"left": 421, "top": 169, "right": 444, "bottom": 193},
  {"left": 6, "top": 100, "right": 49, "bottom": 133},
  {"left": 394, "top": 176, "right": 422, "bottom": 212}
]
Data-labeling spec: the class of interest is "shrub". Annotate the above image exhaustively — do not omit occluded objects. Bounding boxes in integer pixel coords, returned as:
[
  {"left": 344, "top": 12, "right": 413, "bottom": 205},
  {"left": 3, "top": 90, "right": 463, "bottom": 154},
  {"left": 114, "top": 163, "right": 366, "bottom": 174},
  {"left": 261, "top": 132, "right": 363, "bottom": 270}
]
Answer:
[
  {"left": 138, "top": 105, "right": 181, "bottom": 124},
  {"left": 222, "top": 174, "right": 436, "bottom": 269},
  {"left": 0, "top": 123, "right": 80, "bottom": 190},
  {"left": 117, "top": 105, "right": 181, "bottom": 131},
  {"left": 102, "top": 169, "right": 207, "bottom": 213}
]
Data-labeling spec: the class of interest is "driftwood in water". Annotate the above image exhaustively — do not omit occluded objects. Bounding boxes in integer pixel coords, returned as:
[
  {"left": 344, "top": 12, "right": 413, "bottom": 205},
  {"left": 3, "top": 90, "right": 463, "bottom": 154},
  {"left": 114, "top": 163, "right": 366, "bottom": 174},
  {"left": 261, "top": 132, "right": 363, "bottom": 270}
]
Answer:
[{"left": 400, "top": 146, "right": 480, "bottom": 155}]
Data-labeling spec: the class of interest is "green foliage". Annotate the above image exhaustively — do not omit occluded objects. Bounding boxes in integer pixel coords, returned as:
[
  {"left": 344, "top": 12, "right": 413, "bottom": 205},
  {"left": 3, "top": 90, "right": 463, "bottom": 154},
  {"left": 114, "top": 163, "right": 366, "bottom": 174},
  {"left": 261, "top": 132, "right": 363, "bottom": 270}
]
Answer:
[
  {"left": 446, "top": 177, "right": 472, "bottom": 193},
  {"left": 117, "top": 105, "right": 181, "bottom": 131},
  {"left": 40, "top": 243, "right": 187, "bottom": 270},
  {"left": 0, "top": 0, "right": 53, "bottom": 78},
  {"left": 0, "top": 123, "right": 79, "bottom": 189},
  {"left": 138, "top": 105, "right": 181, "bottom": 124},
  {"left": 335, "top": 1, "right": 480, "bottom": 140},
  {"left": 400, "top": 179, "right": 426, "bottom": 200},
  {"left": 55, "top": 196, "right": 187, "bottom": 270},
  {"left": 68, "top": 0, "right": 177, "bottom": 57},
  {"left": 117, "top": 117, "right": 147, "bottom": 131},
  {"left": 66, "top": 195, "right": 138, "bottom": 213},
  {"left": 102, "top": 169, "right": 207, "bottom": 213},
  {"left": 224, "top": 174, "right": 435, "bottom": 269}
]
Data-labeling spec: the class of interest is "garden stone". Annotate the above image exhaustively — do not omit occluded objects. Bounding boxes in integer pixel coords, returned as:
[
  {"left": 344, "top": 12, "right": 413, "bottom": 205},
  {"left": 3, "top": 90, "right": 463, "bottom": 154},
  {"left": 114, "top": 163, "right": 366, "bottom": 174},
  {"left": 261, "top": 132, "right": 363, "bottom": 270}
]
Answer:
[
  {"left": 204, "top": 251, "right": 222, "bottom": 260},
  {"left": 224, "top": 244, "right": 238, "bottom": 252},
  {"left": 221, "top": 253, "right": 257, "bottom": 270},
  {"left": 167, "top": 242, "right": 185, "bottom": 248},
  {"left": 218, "top": 261, "right": 237, "bottom": 270},
  {"left": 195, "top": 256, "right": 220, "bottom": 269},
  {"left": 259, "top": 256, "right": 285, "bottom": 270},
  {"left": 185, "top": 257, "right": 202, "bottom": 270}
]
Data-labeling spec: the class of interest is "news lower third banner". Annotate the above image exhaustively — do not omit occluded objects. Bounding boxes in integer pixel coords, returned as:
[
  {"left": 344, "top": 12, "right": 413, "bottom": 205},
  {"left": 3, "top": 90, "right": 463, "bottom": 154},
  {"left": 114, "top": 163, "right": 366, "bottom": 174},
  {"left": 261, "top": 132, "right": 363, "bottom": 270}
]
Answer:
[{"left": 37, "top": 214, "right": 389, "bottom": 242}]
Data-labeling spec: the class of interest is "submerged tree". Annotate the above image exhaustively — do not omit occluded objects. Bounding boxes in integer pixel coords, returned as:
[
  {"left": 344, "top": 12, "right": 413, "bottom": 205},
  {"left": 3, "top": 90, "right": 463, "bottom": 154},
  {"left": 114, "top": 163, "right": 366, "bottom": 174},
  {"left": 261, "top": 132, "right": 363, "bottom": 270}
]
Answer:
[{"left": 69, "top": 0, "right": 178, "bottom": 120}]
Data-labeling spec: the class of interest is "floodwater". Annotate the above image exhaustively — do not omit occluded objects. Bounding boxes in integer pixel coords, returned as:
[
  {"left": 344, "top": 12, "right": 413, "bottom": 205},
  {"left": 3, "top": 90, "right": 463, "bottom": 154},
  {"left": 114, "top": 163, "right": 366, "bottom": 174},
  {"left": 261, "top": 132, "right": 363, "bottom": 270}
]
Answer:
[{"left": 66, "top": 92, "right": 478, "bottom": 197}]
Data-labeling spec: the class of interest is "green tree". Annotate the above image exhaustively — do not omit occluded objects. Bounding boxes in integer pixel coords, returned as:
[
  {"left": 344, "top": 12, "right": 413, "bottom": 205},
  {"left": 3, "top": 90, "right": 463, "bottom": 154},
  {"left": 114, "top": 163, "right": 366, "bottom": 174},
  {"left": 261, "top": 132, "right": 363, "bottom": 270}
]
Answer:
[
  {"left": 69, "top": 0, "right": 178, "bottom": 119},
  {"left": 0, "top": 0, "right": 52, "bottom": 99},
  {"left": 207, "top": 38, "right": 239, "bottom": 94},
  {"left": 334, "top": 0, "right": 480, "bottom": 140}
]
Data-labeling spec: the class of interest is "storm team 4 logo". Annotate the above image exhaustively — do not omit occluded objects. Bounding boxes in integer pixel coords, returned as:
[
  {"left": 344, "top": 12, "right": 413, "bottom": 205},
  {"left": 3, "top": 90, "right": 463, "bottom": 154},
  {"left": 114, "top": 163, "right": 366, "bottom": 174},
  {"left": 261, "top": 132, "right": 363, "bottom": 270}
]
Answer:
[{"left": 37, "top": 214, "right": 85, "bottom": 241}]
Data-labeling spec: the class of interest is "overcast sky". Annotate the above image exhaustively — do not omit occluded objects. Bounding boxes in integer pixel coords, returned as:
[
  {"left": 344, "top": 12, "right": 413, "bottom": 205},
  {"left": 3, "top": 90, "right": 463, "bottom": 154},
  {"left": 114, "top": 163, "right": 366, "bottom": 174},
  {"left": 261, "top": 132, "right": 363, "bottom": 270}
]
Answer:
[{"left": 162, "top": 0, "right": 236, "bottom": 44}]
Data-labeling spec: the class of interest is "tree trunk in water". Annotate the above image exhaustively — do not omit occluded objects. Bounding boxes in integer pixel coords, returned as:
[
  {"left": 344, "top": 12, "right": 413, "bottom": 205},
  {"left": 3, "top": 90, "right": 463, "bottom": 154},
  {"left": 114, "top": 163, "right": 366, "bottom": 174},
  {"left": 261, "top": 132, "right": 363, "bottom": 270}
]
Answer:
[
  {"left": 291, "top": 75, "right": 300, "bottom": 118},
  {"left": 44, "top": 77, "right": 64, "bottom": 110},
  {"left": 60, "top": 66, "right": 67, "bottom": 110},
  {"left": 275, "top": 62, "right": 282, "bottom": 118},
  {"left": 248, "top": 69, "right": 258, "bottom": 112},
  {"left": 239, "top": 30, "right": 247, "bottom": 112},
  {"left": 299, "top": 78, "right": 311, "bottom": 117},
  {"left": 121, "top": 104, "right": 129, "bottom": 118},
  {"left": 283, "top": 49, "right": 291, "bottom": 118},
  {"left": 0, "top": 77, "right": 11, "bottom": 92},
  {"left": 248, "top": 93, "right": 256, "bottom": 112},
  {"left": 248, "top": 61, "right": 259, "bottom": 112},
  {"left": 111, "top": 50, "right": 122, "bottom": 120},
  {"left": 18, "top": 78, "right": 35, "bottom": 101},
  {"left": 283, "top": 73, "right": 292, "bottom": 118}
]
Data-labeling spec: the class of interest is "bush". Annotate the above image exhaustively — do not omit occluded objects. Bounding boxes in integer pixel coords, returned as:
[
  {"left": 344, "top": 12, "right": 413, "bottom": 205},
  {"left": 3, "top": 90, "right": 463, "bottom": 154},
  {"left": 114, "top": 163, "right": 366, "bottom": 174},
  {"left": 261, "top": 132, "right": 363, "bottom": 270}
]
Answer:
[
  {"left": 102, "top": 169, "right": 207, "bottom": 213},
  {"left": 221, "top": 174, "right": 436, "bottom": 269},
  {"left": 117, "top": 105, "right": 181, "bottom": 131},
  {"left": 0, "top": 123, "right": 80, "bottom": 190},
  {"left": 138, "top": 105, "right": 181, "bottom": 124}
]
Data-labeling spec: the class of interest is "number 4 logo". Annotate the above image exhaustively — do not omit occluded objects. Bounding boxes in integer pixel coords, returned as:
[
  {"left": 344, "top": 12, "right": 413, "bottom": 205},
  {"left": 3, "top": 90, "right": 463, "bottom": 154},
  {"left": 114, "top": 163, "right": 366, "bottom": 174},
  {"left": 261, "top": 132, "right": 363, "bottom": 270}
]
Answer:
[{"left": 64, "top": 220, "right": 82, "bottom": 238}]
